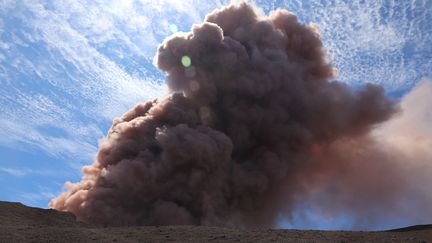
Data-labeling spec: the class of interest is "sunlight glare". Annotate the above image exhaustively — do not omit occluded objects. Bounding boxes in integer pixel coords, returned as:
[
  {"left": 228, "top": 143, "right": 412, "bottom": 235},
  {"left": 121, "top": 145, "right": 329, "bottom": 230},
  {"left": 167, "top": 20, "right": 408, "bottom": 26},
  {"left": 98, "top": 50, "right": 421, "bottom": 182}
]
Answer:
[{"left": 169, "top": 23, "right": 179, "bottom": 33}]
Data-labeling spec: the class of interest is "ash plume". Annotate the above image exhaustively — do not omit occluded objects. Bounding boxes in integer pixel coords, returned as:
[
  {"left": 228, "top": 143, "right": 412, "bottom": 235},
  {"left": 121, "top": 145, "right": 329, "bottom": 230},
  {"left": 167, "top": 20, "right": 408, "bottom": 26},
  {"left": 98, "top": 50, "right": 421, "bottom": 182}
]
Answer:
[{"left": 50, "top": 2, "right": 431, "bottom": 229}]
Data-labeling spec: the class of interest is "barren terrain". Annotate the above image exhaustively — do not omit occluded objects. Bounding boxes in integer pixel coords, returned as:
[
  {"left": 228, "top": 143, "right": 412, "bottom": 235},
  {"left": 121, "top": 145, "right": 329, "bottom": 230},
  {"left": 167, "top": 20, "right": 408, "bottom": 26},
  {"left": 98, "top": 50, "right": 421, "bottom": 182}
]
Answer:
[{"left": 1, "top": 201, "right": 431, "bottom": 242}]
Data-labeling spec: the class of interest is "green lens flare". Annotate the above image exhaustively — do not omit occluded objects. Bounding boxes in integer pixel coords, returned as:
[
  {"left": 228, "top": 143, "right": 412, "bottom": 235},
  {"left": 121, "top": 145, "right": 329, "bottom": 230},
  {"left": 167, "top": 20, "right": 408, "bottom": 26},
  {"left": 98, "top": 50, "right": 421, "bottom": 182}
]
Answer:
[
  {"left": 169, "top": 24, "right": 178, "bottom": 33},
  {"left": 181, "top": 56, "right": 191, "bottom": 67}
]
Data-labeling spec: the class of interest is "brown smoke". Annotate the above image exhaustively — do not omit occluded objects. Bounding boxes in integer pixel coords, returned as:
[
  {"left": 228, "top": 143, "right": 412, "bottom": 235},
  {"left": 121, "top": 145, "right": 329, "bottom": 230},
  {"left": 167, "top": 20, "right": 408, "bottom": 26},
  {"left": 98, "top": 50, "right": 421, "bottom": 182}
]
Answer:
[
  {"left": 292, "top": 79, "right": 432, "bottom": 229},
  {"left": 50, "top": 2, "right": 431, "bottom": 229}
]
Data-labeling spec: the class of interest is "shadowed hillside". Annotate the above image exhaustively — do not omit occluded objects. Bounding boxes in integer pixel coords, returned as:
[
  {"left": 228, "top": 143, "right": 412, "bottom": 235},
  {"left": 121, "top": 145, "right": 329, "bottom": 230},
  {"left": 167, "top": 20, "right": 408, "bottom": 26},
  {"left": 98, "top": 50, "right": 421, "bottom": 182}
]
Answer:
[
  {"left": 1, "top": 201, "right": 431, "bottom": 242},
  {"left": 0, "top": 201, "right": 81, "bottom": 227}
]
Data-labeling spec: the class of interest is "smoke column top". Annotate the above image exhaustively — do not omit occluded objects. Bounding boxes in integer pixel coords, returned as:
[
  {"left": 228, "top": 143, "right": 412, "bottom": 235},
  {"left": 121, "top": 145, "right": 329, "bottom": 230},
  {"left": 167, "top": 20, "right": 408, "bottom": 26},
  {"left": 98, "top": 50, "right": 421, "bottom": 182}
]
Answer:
[{"left": 49, "top": 2, "right": 403, "bottom": 228}]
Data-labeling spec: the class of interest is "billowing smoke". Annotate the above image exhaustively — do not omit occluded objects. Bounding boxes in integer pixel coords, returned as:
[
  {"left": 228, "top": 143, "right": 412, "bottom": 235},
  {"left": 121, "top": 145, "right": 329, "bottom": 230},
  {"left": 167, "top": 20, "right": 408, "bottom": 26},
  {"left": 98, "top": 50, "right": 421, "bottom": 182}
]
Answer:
[{"left": 50, "top": 2, "right": 432, "bottom": 229}]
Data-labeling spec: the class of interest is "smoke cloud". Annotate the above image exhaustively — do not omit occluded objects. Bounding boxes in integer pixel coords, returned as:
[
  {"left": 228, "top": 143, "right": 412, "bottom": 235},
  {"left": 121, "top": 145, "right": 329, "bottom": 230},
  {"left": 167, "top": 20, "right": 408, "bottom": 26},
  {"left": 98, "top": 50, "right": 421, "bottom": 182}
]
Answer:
[{"left": 50, "top": 2, "right": 432, "bottom": 229}]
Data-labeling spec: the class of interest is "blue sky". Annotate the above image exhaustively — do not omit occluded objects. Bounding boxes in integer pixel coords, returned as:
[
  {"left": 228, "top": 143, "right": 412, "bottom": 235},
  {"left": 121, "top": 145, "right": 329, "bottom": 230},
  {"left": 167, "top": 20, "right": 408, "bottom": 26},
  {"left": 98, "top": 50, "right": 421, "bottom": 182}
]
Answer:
[{"left": 0, "top": 0, "right": 431, "bottom": 229}]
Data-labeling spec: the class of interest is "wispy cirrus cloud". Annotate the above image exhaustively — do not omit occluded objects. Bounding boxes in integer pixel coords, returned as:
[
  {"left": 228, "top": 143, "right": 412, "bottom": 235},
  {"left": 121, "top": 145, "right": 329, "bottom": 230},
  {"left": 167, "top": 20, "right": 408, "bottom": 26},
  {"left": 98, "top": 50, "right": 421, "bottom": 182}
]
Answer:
[
  {"left": 0, "top": 1, "right": 228, "bottom": 169},
  {"left": 0, "top": 167, "right": 28, "bottom": 177},
  {"left": 273, "top": 0, "right": 432, "bottom": 92},
  {"left": 0, "top": 166, "right": 73, "bottom": 177}
]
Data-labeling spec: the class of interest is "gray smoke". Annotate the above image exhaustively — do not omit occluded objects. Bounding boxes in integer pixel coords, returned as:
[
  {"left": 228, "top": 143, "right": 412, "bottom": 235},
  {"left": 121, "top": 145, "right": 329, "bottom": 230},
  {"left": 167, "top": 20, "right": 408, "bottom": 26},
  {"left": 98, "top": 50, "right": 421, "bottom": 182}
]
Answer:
[{"left": 50, "top": 2, "right": 432, "bottom": 229}]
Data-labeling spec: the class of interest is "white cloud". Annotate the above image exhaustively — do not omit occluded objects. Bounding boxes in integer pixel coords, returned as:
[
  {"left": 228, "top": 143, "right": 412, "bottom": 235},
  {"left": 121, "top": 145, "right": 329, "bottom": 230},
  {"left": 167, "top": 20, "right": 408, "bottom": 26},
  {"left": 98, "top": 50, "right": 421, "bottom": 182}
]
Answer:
[
  {"left": 0, "top": 0, "right": 170, "bottom": 167},
  {"left": 0, "top": 2, "right": 228, "bottom": 137},
  {"left": 279, "top": 0, "right": 431, "bottom": 91},
  {"left": 0, "top": 167, "right": 28, "bottom": 177},
  {"left": 0, "top": 0, "right": 231, "bottom": 172},
  {"left": 0, "top": 118, "right": 98, "bottom": 165},
  {"left": 0, "top": 166, "right": 73, "bottom": 177}
]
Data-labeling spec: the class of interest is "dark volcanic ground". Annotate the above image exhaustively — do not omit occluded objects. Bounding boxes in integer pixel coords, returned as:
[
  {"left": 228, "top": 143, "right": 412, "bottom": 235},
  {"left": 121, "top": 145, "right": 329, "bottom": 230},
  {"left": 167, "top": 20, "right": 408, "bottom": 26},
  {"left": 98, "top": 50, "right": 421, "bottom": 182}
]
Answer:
[{"left": 0, "top": 201, "right": 431, "bottom": 242}]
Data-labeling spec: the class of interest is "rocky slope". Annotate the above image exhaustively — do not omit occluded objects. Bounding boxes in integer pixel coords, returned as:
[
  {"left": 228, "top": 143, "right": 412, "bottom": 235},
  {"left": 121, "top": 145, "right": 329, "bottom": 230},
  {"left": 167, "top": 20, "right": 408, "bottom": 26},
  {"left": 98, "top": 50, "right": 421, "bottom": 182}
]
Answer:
[{"left": 1, "top": 201, "right": 431, "bottom": 242}]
